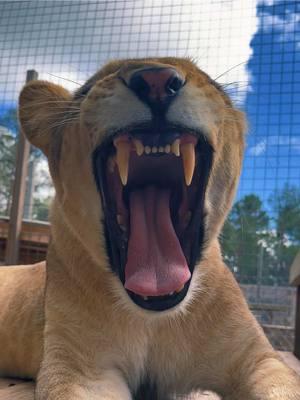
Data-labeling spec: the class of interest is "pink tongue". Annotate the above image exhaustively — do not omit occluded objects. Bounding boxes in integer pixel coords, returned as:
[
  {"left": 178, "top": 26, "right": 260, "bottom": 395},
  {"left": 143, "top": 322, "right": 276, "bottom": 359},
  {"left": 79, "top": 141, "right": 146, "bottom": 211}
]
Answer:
[{"left": 124, "top": 186, "right": 191, "bottom": 297}]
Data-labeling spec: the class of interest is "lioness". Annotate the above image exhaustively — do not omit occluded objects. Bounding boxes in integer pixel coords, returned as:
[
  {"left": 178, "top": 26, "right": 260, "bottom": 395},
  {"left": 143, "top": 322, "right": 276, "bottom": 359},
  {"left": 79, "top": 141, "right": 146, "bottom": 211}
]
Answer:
[{"left": 0, "top": 58, "right": 299, "bottom": 400}]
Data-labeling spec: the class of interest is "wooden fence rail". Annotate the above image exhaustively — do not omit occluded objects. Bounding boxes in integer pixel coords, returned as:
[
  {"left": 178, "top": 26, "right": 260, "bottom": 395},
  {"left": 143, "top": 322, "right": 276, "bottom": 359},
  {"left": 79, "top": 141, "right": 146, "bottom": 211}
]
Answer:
[{"left": 0, "top": 217, "right": 49, "bottom": 264}]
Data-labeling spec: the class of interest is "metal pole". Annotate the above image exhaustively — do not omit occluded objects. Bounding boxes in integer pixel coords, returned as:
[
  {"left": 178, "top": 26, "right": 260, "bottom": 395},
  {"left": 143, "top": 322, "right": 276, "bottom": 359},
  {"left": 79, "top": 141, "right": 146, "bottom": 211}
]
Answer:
[
  {"left": 256, "top": 246, "right": 264, "bottom": 303},
  {"left": 5, "top": 70, "right": 38, "bottom": 265},
  {"left": 294, "top": 286, "right": 300, "bottom": 359},
  {"left": 23, "top": 155, "right": 36, "bottom": 219}
]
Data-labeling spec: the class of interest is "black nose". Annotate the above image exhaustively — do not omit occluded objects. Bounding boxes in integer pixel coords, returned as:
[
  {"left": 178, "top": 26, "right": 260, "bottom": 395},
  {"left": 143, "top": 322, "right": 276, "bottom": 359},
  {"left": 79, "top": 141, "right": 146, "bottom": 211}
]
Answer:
[{"left": 128, "top": 67, "right": 185, "bottom": 105}]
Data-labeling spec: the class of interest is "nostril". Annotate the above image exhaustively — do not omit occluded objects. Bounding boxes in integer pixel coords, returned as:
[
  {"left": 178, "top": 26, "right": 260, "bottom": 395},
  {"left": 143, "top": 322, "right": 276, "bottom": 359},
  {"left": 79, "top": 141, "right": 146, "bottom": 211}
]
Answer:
[
  {"left": 165, "top": 75, "right": 185, "bottom": 96},
  {"left": 129, "top": 75, "right": 150, "bottom": 98}
]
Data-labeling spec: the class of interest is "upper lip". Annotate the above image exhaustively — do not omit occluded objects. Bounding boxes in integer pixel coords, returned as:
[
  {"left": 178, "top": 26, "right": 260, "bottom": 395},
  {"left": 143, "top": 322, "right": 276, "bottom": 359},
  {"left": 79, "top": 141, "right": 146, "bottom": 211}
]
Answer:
[{"left": 104, "top": 122, "right": 204, "bottom": 145}]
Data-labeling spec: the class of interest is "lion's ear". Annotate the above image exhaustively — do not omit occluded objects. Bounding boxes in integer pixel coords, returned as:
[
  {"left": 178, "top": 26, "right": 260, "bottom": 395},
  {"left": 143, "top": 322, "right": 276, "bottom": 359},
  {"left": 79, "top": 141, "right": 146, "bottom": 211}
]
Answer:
[{"left": 19, "top": 81, "right": 71, "bottom": 155}]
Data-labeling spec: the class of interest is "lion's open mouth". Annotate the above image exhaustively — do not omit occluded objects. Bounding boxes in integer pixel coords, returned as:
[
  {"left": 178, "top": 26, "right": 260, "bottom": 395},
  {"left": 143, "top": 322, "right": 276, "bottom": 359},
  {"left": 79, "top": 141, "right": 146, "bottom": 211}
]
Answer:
[{"left": 93, "top": 124, "right": 213, "bottom": 311}]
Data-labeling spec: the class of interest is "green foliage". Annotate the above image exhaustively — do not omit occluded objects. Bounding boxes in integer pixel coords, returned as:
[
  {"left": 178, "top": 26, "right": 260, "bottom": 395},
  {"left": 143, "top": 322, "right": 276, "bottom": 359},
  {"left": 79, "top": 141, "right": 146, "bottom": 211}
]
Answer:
[
  {"left": 222, "top": 187, "right": 300, "bottom": 285},
  {"left": 0, "top": 109, "right": 18, "bottom": 214},
  {"left": 270, "top": 184, "right": 300, "bottom": 244},
  {"left": 32, "top": 197, "right": 51, "bottom": 221},
  {"left": 0, "top": 107, "right": 49, "bottom": 217},
  {"left": 221, "top": 195, "right": 269, "bottom": 280},
  {"left": 268, "top": 184, "right": 300, "bottom": 282}
]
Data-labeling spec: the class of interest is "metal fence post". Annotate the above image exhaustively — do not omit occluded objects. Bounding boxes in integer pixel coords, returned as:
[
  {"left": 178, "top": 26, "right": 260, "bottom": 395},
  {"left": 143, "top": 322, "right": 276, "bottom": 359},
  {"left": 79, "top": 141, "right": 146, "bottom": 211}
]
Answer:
[
  {"left": 5, "top": 69, "right": 38, "bottom": 265},
  {"left": 295, "top": 286, "right": 300, "bottom": 359},
  {"left": 256, "top": 246, "right": 264, "bottom": 302}
]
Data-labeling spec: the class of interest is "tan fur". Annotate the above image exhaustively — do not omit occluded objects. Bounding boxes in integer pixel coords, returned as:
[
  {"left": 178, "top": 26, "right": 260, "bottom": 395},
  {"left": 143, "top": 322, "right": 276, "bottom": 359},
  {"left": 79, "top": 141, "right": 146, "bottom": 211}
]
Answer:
[
  {"left": 0, "top": 58, "right": 299, "bottom": 399},
  {"left": 0, "top": 378, "right": 35, "bottom": 399}
]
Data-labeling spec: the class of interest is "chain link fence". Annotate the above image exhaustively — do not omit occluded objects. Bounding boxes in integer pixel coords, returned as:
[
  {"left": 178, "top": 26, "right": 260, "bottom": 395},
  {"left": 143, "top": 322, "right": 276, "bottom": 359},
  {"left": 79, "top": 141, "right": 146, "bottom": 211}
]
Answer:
[{"left": 0, "top": 0, "right": 299, "bottom": 351}]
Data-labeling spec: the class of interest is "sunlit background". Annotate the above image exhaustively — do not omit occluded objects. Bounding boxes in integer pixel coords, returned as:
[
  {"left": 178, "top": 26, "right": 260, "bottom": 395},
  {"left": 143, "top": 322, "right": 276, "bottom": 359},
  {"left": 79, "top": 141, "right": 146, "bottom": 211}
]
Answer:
[{"left": 0, "top": 0, "right": 299, "bottom": 351}]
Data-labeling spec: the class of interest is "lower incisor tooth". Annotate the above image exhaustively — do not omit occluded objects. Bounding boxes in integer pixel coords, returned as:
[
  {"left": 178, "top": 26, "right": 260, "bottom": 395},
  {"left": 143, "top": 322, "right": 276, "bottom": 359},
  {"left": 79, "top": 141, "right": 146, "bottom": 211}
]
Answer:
[
  {"left": 176, "top": 285, "right": 184, "bottom": 293},
  {"left": 165, "top": 144, "right": 171, "bottom": 153},
  {"left": 152, "top": 146, "right": 158, "bottom": 153},
  {"left": 158, "top": 146, "right": 164, "bottom": 153},
  {"left": 117, "top": 214, "right": 126, "bottom": 231}
]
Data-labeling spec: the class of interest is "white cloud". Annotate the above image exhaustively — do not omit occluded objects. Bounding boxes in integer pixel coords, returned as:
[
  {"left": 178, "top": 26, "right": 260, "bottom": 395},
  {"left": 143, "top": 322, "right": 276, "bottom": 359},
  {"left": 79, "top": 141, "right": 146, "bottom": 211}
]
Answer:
[
  {"left": 248, "top": 135, "right": 300, "bottom": 156},
  {"left": 259, "top": 0, "right": 280, "bottom": 6},
  {"left": 0, "top": 56, "right": 87, "bottom": 102},
  {"left": 260, "top": 10, "right": 300, "bottom": 43},
  {"left": 33, "top": 157, "right": 54, "bottom": 200},
  {"left": 248, "top": 139, "right": 266, "bottom": 156},
  {"left": 260, "top": 0, "right": 274, "bottom": 4},
  {"left": 0, "top": 0, "right": 260, "bottom": 104},
  {"left": 0, "top": 1, "right": 262, "bottom": 202}
]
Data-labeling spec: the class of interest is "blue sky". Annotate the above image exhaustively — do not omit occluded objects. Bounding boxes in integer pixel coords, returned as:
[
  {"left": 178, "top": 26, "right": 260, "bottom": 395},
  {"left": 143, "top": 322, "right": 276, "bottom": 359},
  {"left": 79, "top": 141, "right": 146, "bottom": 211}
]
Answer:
[
  {"left": 0, "top": 0, "right": 299, "bottom": 211},
  {"left": 240, "top": 0, "right": 300, "bottom": 208}
]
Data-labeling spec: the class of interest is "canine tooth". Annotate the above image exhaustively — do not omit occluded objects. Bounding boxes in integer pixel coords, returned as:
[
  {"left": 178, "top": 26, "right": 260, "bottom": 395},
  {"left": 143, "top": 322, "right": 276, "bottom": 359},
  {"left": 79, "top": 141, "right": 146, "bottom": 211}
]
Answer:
[
  {"left": 165, "top": 144, "right": 171, "bottom": 154},
  {"left": 133, "top": 139, "right": 144, "bottom": 156},
  {"left": 171, "top": 139, "right": 180, "bottom": 156},
  {"left": 143, "top": 296, "right": 148, "bottom": 300},
  {"left": 181, "top": 143, "right": 195, "bottom": 186},
  {"left": 145, "top": 146, "right": 151, "bottom": 154},
  {"left": 152, "top": 146, "right": 158, "bottom": 153},
  {"left": 114, "top": 140, "right": 130, "bottom": 185},
  {"left": 158, "top": 146, "right": 164, "bottom": 153},
  {"left": 169, "top": 292, "right": 174, "bottom": 296}
]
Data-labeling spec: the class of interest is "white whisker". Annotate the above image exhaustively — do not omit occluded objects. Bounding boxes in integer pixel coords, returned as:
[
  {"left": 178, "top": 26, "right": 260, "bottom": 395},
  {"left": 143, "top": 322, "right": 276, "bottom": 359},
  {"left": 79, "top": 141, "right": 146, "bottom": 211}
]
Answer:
[{"left": 46, "top": 73, "right": 82, "bottom": 86}]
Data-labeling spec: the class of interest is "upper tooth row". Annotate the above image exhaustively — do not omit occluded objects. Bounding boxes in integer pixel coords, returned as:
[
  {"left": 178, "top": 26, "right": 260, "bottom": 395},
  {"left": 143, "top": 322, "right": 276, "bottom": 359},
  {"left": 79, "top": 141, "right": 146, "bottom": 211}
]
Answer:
[
  {"left": 145, "top": 145, "right": 169, "bottom": 154},
  {"left": 113, "top": 137, "right": 195, "bottom": 186},
  {"left": 133, "top": 139, "right": 180, "bottom": 157}
]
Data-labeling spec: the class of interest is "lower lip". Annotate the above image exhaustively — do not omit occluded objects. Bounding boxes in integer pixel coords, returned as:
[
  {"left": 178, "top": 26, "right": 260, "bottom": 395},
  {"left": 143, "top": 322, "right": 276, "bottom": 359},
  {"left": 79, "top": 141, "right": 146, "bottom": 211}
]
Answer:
[{"left": 126, "top": 282, "right": 190, "bottom": 311}]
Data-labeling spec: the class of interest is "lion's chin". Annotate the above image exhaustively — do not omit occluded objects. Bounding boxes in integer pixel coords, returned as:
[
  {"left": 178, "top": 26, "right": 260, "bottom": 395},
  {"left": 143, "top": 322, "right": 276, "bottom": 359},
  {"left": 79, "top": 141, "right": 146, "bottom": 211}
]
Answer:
[{"left": 93, "top": 122, "right": 213, "bottom": 311}]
